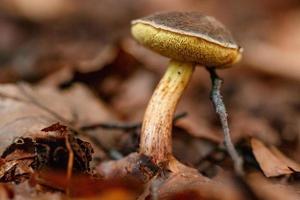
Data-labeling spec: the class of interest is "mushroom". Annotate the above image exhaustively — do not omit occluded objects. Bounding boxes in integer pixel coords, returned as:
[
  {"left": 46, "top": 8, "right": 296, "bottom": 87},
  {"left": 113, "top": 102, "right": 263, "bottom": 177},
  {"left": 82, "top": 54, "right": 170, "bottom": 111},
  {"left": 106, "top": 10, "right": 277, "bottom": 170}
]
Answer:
[{"left": 131, "top": 12, "right": 243, "bottom": 172}]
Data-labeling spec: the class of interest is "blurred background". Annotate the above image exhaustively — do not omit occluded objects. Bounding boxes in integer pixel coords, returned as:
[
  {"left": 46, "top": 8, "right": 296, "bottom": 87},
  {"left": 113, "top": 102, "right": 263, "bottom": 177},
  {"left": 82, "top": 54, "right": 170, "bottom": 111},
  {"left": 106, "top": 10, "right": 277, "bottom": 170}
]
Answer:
[
  {"left": 0, "top": 0, "right": 299, "bottom": 168},
  {"left": 1, "top": 0, "right": 300, "bottom": 81}
]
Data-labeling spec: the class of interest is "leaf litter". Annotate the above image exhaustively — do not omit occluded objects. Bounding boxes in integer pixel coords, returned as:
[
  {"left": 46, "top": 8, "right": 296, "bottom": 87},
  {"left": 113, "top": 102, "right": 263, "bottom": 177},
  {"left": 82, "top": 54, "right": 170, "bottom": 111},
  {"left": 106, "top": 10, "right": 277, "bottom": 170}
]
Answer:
[{"left": 0, "top": 0, "right": 300, "bottom": 199}]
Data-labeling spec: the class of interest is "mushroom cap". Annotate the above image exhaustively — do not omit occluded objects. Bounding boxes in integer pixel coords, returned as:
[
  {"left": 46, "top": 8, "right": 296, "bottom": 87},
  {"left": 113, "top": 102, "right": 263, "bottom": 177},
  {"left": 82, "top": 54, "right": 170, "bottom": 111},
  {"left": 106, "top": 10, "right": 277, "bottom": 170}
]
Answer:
[{"left": 131, "top": 12, "right": 242, "bottom": 67}]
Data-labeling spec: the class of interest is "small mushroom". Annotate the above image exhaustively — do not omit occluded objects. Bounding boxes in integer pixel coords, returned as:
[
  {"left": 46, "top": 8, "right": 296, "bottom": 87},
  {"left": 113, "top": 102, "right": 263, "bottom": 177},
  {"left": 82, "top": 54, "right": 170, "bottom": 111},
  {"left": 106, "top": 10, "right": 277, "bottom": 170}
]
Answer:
[{"left": 131, "top": 12, "right": 242, "bottom": 169}]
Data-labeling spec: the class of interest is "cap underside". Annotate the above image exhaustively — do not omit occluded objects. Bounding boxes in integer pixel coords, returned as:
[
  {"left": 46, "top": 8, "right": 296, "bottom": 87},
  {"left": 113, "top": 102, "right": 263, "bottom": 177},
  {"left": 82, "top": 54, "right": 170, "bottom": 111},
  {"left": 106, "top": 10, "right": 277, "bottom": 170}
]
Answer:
[{"left": 131, "top": 22, "right": 241, "bottom": 67}]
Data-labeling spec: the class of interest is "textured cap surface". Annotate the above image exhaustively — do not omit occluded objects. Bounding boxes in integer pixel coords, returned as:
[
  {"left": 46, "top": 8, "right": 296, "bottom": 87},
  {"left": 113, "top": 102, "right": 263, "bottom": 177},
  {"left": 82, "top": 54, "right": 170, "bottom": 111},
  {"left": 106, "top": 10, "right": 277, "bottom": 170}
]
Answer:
[{"left": 131, "top": 12, "right": 242, "bottom": 67}]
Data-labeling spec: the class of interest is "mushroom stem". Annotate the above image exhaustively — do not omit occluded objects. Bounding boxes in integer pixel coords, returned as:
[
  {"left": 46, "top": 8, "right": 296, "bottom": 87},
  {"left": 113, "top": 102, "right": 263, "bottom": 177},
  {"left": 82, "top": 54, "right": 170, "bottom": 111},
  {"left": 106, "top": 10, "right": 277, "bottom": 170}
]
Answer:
[{"left": 140, "top": 60, "right": 195, "bottom": 164}]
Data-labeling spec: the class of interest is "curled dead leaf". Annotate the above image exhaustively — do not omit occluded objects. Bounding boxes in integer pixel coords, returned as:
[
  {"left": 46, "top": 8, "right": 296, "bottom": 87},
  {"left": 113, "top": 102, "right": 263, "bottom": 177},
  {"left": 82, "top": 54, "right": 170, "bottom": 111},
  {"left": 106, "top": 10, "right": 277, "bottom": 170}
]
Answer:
[
  {"left": 0, "top": 123, "right": 93, "bottom": 183},
  {"left": 251, "top": 138, "right": 300, "bottom": 177}
]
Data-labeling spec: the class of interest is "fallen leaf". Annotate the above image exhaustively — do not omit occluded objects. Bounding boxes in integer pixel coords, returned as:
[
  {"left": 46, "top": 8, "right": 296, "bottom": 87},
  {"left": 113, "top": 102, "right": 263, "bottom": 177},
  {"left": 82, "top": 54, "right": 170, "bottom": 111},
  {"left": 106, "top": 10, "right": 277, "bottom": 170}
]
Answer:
[
  {"left": 1, "top": 0, "right": 74, "bottom": 22},
  {"left": 0, "top": 123, "right": 94, "bottom": 183},
  {"left": 35, "top": 170, "right": 142, "bottom": 200},
  {"left": 157, "top": 162, "right": 243, "bottom": 200},
  {"left": 97, "top": 153, "right": 159, "bottom": 184},
  {"left": 0, "top": 183, "right": 13, "bottom": 199},
  {"left": 247, "top": 173, "right": 300, "bottom": 200},
  {"left": 231, "top": 112, "right": 280, "bottom": 145},
  {"left": 251, "top": 138, "right": 300, "bottom": 177},
  {"left": 269, "top": 146, "right": 300, "bottom": 172},
  {"left": 0, "top": 83, "right": 116, "bottom": 153},
  {"left": 111, "top": 69, "right": 156, "bottom": 120}
]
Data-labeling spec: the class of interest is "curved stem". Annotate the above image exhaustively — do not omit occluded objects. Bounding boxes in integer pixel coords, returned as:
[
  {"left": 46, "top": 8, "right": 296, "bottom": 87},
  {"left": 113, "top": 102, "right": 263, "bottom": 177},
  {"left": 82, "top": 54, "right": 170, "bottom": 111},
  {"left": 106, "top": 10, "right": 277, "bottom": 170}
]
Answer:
[{"left": 140, "top": 60, "right": 195, "bottom": 164}]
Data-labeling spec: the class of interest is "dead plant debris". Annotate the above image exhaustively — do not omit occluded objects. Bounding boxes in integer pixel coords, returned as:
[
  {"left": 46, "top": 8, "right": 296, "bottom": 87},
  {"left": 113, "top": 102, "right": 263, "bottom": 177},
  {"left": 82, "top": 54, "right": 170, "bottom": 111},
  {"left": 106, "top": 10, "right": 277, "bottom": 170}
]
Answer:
[{"left": 0, "top": 0, "right": 300, "bottom": 199}]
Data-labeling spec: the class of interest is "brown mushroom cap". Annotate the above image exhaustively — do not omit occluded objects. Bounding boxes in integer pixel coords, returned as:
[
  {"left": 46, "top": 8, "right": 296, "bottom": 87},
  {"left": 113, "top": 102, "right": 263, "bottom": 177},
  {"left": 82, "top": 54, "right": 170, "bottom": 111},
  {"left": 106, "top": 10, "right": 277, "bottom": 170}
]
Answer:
[{"left": 131, "top": 12, "right": 242, "bottom": 67}]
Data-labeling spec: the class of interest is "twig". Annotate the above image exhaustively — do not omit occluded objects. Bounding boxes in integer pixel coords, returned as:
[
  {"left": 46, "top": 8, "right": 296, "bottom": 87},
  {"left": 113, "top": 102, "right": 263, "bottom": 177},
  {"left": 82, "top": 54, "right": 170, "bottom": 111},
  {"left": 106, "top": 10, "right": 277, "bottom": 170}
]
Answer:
[
  {"left": 81, "top": 112, "right": 187, "bottom": 160},
  {"left": 65, "top": 134, "right": 74, "bottom": 196},
  {"left": 2, "top": 85, "right": 187, "bottom": 161},
  {"left": 206, "top": 67, "right": 244, "bottom": 176},
  {"left": 16, "top": 84, "right": 119, "bottom": 160},
  {"left": 80, "top": 112, "right": 187, "bottom": 131}
]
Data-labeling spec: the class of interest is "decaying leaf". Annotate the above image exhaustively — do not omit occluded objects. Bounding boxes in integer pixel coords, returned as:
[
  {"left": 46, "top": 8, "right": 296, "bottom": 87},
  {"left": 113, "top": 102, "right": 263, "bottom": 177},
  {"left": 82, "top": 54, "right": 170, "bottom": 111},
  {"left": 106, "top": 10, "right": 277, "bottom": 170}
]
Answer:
[
  {"left": 1, "top": 1, "right": 300, "bottom": 199},
  {"left": 0, "top": 183, "right": 13, "bottom": 200},
  {"left": 0, "top": 123, "right": 93, "bottom": 183},
  {"left": 251, "top": 138, "right": 300, "bottom": 177},
  {"left": 247, "top": 173, "right": 300, "bottom": 200},
  {"left": 111, "top": 69, "right": 156, "bottom": 121},
  {"left": 97, "top": 153, "right": 159, "bottom": 183},
  {"left": 0, "top": 83, "right": 116, "bottom": 154},
  {"left": 35, "top": 170, "right": 142, "bottom": 200},
  {"left": 157, "top": 163, "right": 243, "bottom": 200}
]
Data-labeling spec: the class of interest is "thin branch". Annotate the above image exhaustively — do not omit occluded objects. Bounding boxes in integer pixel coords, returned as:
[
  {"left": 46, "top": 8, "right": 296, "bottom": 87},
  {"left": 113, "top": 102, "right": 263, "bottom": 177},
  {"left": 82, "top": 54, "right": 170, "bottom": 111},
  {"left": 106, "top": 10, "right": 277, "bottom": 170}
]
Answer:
[
  {"left": 65, "top": 134, "right": 74, "bottom": 196},
  {"left": 206, "top": 67, "right": 244, "bottom": 176},
  {"left": 1, "top": 85, "right": 187, "bottom": 161},
  {"left": 80, "top": 112, "right": 187, "bottom": 131},
  {"left": 14, "top": 84, "right": 119, "bottom": 160}
]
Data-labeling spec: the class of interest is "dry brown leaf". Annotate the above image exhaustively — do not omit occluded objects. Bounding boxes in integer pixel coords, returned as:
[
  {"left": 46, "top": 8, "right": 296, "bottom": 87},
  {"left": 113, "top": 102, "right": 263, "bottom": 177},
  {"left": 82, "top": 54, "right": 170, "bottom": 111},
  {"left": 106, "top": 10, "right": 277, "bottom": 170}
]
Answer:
[
  {"left": 172, "top": 128, "right": 216, "bottom": 166},
  {"left": 0, "top": 0, "right": 141, "bottom": 82},
  {"left": 157, "top": 163, "right": 243, "bottom": 200},
  {"left": 172, "top": 69, "right": 223, "bottom": 143},
  {"left": 76, "top": 45, "right": 119, "bottom": 73},
  {"left": 1, "top": 0, "right": 74, "bottom": 21},
  {"left": 61, "top": 84, "right": 116, "bottom": 125},
  {"left": 245, "top": 42, "right": 300, "bottom": 81},
  {"left": 269, "top": 146, "right": 300, "bottom": 172},
  {"left": 247, "top": 173, "right": 300, "bottom": 200},
  {"left": 0, "top": 83, "right": 116, "bottom": 153},
  {"left": 0, "top": 183, "right": 13, "bottom": 200},
  {"left": 244, "top": 10, "right": 300, "bottom": 81},
  {"left": 231, "top": 112, "right": 280, "bottom": 145},
  {"left": 175, "top": 118, "right": 221, "bottom": 142},
  {"left": 251, "top": 138, "right": 300, "bottom": 177},
  {"left": 73, "top": 189, "right": 137, "bottom": 200},
  {"left": 35, "top": 170, "right": 142, "bottom": 200},
  {"left": 111, "top": 69, "right": 156, "bottom": 121},
  {"left": 97, "top": 153, "right": 159, "bottom": 183},
  {"left": 0, "top": 123, "right": 94, "bottom": 184},
  {"left": 39, "top": 68, "right": 74, "bottom": 87}
]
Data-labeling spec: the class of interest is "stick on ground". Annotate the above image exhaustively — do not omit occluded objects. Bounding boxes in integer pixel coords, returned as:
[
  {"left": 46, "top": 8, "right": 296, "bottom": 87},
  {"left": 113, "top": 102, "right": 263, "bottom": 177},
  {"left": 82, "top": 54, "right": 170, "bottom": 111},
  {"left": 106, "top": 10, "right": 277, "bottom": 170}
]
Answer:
[
  {"left": 80, "top": 112, "right": 187, "bottom": 131},
  {"left": 207, "top": 67, "right": 244, "bottom": 176}
]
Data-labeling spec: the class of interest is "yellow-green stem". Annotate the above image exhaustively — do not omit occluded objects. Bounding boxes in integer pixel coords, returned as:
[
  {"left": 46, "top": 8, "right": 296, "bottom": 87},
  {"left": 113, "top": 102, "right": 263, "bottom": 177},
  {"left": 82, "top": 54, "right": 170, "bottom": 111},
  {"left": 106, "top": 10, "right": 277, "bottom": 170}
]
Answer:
[{"left": 140, "top": 60, "right": 195, "bottom": 164}]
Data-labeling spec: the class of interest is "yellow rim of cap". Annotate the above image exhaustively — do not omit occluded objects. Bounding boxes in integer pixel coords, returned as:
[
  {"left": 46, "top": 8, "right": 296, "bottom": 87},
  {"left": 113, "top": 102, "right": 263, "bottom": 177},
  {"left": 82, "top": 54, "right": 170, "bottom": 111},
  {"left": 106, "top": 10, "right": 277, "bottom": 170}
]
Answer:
[{"left": 131, "top": 22, "right": 242, "bottom": 67}]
